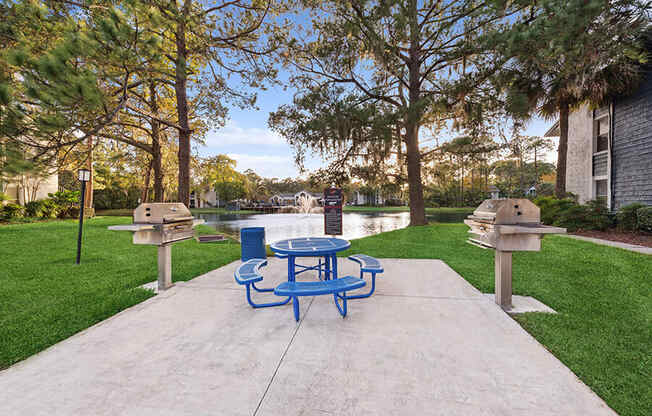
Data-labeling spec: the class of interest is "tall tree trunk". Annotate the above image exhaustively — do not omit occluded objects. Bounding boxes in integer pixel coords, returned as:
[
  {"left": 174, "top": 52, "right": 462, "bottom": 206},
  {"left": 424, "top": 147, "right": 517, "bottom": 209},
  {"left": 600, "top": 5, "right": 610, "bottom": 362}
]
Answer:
[
  {"left": 152, "top": 135, "right": 163, "bottom": 202},
  {"left": 149, "top": 82, "right": 164, "bottom": 203},
  {"left": 459, "top": 161, "right": 463, "bottom": 207},
  {"left": 405, "top": 0, "right": 426, "bottom": 226},
  {"left": 142, "top": 158, "right": 152, "bottom": 203},
  {"left": 404, "top": 120, "right": 426, "bottom": 225},
  {"left": 174, "top": 7, "right": 191, "bottom": 206},
  {"left": 555, "top": 102, "right": 569, "bottom": 197}
]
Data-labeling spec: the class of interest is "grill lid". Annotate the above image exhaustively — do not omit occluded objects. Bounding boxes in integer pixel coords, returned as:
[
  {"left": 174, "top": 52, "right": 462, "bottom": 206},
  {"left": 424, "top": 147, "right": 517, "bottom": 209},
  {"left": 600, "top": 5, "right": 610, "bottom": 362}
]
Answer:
[
  {"left": 468, "top": 199, "right": 539, "bottom": 225},
  {"left": 133, "top": 203, "right": 193, "bottom": 224}
]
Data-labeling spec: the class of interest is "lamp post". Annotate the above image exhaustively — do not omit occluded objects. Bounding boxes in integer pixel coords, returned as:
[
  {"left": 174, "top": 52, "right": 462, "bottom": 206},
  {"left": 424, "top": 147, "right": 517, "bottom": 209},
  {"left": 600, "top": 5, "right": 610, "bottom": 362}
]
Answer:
[{"left": 76, "top": 168, "right": 91, "bottom": 264}]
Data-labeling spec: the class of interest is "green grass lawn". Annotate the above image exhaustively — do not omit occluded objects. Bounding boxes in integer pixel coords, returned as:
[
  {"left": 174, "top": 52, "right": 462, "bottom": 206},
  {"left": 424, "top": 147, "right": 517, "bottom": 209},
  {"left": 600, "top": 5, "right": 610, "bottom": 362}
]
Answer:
[
  {"left": 343, "top": 224, "right": 651, "bottom": 416},
  {"left": 0, "top": 216, "right": 241, "bottom": 370},
  {"left": 1, "top": 219, "right": 650, "bottom": 415}
]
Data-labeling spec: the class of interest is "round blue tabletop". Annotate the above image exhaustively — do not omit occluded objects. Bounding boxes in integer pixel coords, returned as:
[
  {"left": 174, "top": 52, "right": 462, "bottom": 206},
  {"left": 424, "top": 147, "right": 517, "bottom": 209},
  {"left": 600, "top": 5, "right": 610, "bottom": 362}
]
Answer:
[{"left": 270, "top": 237, "right": 351, "bottom": 256}]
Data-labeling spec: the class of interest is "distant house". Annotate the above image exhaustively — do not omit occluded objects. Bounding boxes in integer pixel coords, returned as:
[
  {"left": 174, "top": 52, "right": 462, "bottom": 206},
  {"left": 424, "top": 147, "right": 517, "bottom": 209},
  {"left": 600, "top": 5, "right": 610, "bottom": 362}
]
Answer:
[
  {"left": 545, "top": 68, "right": 652, "bottom": 210},
  {"left": 350, "top": 189, "right": 386, "bottom": 206},
  {"left": 269, "top": 193, "right": 296, "bottom": 206},
  {"left": 190, "top": 188, "right": 220, "bottom": 209},
  {"left": 1, "top": 172, "right": 58, "bottom": 205}
]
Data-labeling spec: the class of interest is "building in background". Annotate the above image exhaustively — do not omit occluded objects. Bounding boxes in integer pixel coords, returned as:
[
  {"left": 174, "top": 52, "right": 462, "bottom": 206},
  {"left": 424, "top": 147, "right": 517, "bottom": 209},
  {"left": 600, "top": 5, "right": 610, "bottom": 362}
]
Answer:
[
  {"left": 1, "top": 167, "right": 58, "bottom": 206},
  {"left": 190, "top": 188, "right": 219, "bottom": 208},
  {"left": 545, "top": 69, "right": 652, "bottom": 210}
]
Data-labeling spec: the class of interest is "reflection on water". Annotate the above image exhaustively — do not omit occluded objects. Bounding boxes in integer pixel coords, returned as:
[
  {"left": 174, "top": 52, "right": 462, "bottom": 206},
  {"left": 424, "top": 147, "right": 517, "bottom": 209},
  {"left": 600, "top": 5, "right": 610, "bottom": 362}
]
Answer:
[
  {"left": 198, "top": 212, "right": 409, "bottom": 243},
  {"left": 198, "top": 210, "right": 468, "bottom": 243}
]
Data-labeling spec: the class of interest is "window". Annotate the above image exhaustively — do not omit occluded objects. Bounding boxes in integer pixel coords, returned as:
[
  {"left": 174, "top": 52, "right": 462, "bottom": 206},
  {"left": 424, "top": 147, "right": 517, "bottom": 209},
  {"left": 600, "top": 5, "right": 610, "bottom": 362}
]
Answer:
[
  {"left": 596, "top": 117, "right": 609, "bottom": 153},
  {"left": 596, "top": 179, "right": 608, "bottom": 198}
]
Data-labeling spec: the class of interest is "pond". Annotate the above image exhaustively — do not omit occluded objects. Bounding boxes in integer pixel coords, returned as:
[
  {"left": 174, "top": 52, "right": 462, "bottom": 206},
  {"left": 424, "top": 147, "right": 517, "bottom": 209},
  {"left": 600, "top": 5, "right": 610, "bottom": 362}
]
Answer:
[{"left": 197, "top": 210, "right": 469, "bottom": 243}]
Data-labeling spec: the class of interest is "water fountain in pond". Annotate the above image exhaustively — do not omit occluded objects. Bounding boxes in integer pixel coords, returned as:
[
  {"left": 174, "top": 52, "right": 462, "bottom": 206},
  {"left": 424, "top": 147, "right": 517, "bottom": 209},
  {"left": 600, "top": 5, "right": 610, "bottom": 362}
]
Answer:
[{"left": 293, "top": 194, "right": 323, "bottom": 214}]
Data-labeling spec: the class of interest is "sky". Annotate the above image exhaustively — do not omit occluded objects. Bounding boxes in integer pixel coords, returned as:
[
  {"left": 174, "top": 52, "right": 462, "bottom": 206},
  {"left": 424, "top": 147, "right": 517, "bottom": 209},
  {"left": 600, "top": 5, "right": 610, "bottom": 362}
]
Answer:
[{"left": 197, "top": 70, "right": 557, "bottom": 180}]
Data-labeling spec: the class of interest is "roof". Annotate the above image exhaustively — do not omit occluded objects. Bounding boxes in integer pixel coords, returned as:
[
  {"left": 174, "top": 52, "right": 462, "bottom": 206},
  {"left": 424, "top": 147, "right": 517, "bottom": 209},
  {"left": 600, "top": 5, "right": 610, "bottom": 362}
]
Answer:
[{"left": 544, "top": 120, "right": 560, "bottom": 137}]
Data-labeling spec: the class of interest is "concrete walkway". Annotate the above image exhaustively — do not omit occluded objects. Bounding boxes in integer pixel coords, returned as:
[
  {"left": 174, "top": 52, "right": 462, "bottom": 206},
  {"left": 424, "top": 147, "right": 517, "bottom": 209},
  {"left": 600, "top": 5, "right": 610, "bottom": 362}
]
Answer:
[
  {"left": 565, "top": 234, "right": 652, "bottom": 255},
  {"left": 0, "top": 258, "right": 616, "bottom": 415}
]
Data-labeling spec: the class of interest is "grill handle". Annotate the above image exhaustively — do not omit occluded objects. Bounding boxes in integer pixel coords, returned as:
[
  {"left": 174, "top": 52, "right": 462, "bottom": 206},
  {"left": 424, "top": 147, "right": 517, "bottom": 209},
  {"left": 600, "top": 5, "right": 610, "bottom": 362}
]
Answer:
[{"left": 162, "top": 215, "right": 194, "bottom": 223}]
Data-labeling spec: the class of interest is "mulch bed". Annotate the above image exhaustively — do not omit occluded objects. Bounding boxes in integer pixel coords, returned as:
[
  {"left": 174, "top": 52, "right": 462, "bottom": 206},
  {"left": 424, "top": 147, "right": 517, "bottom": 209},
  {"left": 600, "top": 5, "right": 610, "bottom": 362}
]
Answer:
[{"left": 572, "top": 230, "right": 652, "bottom": 248}]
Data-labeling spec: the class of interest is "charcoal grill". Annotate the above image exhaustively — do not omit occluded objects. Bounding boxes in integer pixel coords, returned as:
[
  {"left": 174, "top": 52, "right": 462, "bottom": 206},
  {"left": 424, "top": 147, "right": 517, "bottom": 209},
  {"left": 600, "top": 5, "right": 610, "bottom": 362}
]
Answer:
[
  {"left": 464, "top": 199, "right": 565, "bottom": 309},
  {"left": 108, "top": 203, "right": 205, "bottom": 290}
]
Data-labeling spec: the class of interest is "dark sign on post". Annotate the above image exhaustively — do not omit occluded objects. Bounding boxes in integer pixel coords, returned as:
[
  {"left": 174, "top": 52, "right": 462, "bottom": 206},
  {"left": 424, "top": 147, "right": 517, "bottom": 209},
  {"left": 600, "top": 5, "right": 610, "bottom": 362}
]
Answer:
[{"left": 323, "top": 188, "right": 343, "bottom": 235}]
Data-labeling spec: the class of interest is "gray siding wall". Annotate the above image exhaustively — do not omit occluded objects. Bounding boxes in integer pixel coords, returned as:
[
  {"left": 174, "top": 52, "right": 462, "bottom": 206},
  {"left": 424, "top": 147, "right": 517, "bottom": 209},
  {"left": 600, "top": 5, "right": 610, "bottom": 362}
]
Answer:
[{"left": 612, "top": 70, "right": 652, "bottom": 209}]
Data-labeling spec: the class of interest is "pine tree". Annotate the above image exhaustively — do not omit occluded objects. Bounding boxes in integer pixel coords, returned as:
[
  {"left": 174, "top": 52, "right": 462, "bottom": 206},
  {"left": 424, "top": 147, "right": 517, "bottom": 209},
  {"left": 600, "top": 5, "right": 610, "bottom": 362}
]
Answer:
[{"left": 280, "top": 0, "right": 532, "bottom": 225}]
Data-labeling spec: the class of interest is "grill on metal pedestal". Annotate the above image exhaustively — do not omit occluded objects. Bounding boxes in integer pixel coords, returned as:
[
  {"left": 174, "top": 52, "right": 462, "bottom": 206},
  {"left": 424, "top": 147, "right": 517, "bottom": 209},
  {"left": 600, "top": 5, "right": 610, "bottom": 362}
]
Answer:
[
  {"left": 108, "top": 203, "right": 205, "bottom": 291},
  {"left": 464, "top": 199, "right": 566, "bottom": 309}
]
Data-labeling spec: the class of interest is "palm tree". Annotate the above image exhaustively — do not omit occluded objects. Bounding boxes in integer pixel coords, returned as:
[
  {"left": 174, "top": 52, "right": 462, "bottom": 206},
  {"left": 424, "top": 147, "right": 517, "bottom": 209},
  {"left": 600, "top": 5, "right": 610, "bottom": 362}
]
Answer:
[
  {"left": 502, "top": 1, "right": 649, "bottom": 197},
  {"left": 537, "top": 54, "right": 643, "bottom": 198}
]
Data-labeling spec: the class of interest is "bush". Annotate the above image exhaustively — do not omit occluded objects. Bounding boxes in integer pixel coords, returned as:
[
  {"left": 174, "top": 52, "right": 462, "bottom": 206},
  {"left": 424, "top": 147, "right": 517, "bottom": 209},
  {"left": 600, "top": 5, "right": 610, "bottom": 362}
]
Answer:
[
  {"left": 637, "top": 206, "right": 652, "bottom": 232},
  {"left": 1, "top": 203, "right": 25, "bottom": 220},
  {"left": 48, "top": 190, "right": 80, "bottom": 218},
  {"left": 39, "top": 199, "right": 59, "bottom": 218},
  {"left": 553, "top": 199, "right": 611, "bottom": 232},
  {"left": 534, "top": 196, "right": 576, "bottom": 225},
  {"left": 616, "top": 203, "right": 646, "bottom": 231},
  {"left": 93, "top": 187, "right": 140, "bottom": 210},
  {"left": 24, "top": 200, "right": 43, "bottom": 217}
]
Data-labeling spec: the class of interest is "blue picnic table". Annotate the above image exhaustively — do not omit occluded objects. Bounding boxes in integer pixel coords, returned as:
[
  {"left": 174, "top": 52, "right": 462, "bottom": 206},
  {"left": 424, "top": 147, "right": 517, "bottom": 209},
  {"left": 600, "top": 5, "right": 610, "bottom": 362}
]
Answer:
[
  {"left": 235, "top": 236, "right": 381, "bottom": 321},
  {"left": 270, "top": 237, "right": 351, "bottom": 283}
]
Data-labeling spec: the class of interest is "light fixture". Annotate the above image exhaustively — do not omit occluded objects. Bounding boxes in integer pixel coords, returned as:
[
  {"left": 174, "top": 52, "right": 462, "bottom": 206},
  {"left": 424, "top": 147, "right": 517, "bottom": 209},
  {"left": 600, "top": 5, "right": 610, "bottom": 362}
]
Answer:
[
  {"left": 78, "top": 168, "right": 91, "bottom": 182},
  {"left": 76, "top": 168, "right": 91, "bottom": 264}
]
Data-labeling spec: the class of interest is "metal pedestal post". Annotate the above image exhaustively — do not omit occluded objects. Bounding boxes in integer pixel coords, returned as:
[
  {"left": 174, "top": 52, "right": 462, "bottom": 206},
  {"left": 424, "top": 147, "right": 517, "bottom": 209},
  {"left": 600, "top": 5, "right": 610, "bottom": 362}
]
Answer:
[
  {"left": 158, "top": 244, "right": 173, "bottom": 290},
  {"left": 495, "top": 250, "right": 512, "bottom": 309}
]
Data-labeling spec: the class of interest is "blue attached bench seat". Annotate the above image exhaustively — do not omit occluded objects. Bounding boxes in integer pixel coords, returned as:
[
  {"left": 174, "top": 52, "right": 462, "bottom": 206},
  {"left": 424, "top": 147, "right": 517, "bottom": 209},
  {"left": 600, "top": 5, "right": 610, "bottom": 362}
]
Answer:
[
  {"left": 234, "top": 259, "right": 291, "bottom": 308},
  {"left": 274, "top": 276, "right": 365, "bottom": 321},
  {"left": 346, "top": 254, "right": 383, "bottom": 299}
]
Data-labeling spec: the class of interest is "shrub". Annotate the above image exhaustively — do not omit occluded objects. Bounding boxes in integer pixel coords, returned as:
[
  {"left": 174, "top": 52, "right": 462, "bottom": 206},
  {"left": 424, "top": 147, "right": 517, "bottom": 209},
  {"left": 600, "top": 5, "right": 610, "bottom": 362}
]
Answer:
[
  {"left": 637, "top": 206, "right": 652, "bottom": 232},
  {"left": 553, "top": 199, "right": 611, "bottom": 232},
  {"left": 93, "top": 187, "right": 140, "bottom": 210},
  {"left": 39, "top": 199, "right": 59, "bottom": 218},
  {"left": 586, "top": 199, "right": 613, "bottom": 229},
  {"left": 616, "top": 203, "right": 646, "bottom": 231},
  {"left": 535, "top": 182, "right": 555, "bottom": 197},
  {"left": 534, "top": 196, "right": 576, "bottom": 225},
  {"left": 24, "top": 200, "right": 43, "bottom": 217},
  {"left": 48, "top": 190, "right": 80, "bottom": 218},
  {"left": 1, "top": 203, "right": 25, "bottom": 220}
]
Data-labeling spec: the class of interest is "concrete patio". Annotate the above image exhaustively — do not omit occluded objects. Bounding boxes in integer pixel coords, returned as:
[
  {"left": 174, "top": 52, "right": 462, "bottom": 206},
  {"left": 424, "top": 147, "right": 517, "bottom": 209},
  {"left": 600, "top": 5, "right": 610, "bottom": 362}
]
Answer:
[{"left": 0, "top": 258, "right": 616, "bottom": 415}]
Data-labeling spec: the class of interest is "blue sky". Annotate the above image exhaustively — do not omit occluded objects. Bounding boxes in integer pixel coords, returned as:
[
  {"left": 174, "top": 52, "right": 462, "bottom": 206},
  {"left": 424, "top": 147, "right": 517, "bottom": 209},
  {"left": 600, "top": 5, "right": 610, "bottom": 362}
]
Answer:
[
  {"left": 196, "top": 7, "right": 559, "bottom": 179},
  {"left": 197, "top": 78, "right": 556, "bottom": 180}
]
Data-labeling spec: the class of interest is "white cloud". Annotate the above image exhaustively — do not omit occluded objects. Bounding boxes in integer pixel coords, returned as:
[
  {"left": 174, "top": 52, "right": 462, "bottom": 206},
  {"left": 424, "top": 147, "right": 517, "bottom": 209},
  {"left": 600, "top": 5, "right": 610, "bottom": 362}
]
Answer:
[
  {"left": 204, "top": 121, "right": 286, "bottom": 147},
  {"left": 226, "top": 153, "right": 300, "bottom": 178}
]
